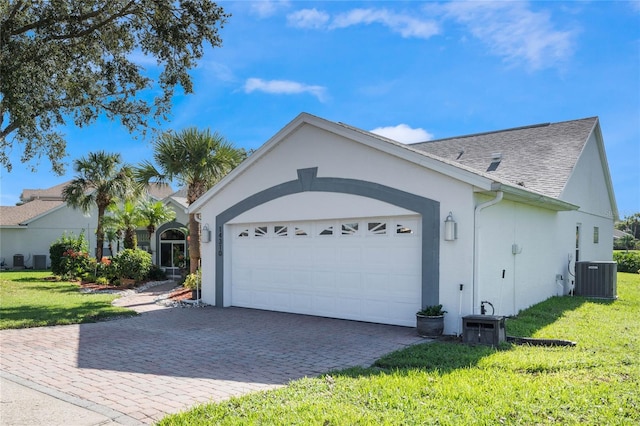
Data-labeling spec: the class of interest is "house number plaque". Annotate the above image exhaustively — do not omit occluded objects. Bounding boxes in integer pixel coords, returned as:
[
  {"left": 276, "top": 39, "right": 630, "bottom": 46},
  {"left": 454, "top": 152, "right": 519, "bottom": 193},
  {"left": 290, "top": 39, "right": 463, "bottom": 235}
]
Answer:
[{"left": 217, "top": 226, "right": 223, "bottom": 256}]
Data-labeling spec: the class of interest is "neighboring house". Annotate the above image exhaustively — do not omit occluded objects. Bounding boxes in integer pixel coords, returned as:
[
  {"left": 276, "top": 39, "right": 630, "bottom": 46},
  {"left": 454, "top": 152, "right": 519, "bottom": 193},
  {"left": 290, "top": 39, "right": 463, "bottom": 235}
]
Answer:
[
  {"left": 613, "top": 229, "right": 633, "bottom": 241},
  {"left": 189, "top": 113, "right": 617, "bottom": 334},
  {"left": 0, "top": 183, "right": 189, "bottom": 271}
]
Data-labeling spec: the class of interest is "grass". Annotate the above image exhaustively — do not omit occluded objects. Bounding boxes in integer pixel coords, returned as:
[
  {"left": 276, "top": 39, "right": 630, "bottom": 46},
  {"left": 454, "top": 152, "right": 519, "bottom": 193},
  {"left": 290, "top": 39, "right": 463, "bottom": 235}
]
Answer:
[
  {"left": 159, "top": 273, "right": 640, "bottom": 425},
  {"left": 0, "top": 270, "right": 137, "bottom": 329}
]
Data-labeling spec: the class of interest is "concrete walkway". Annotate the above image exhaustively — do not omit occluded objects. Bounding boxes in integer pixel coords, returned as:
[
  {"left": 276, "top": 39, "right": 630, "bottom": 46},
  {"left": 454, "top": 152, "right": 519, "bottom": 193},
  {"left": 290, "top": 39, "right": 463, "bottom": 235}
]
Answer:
[{"left": 0, "top": 282, "right": 425, "bottom": 424}]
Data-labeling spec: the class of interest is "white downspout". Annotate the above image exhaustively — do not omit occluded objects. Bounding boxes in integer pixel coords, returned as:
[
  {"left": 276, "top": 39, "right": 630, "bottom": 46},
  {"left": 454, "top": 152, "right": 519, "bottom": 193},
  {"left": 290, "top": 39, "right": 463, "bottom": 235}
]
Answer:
[
  {"left": 473, "top": 191, "right": 504, "bottom": 314},
  {"left": 193, "top": 213, "right": 202, "bottom": 304}
]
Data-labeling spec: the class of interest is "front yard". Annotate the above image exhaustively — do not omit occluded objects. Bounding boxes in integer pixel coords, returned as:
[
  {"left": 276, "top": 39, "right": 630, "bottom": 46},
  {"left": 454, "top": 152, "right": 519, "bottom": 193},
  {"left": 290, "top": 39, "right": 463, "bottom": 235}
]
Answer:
[
  {"left": 159, "top": 273, "right": 640, "bottom": 425},
  {"left": 0, "top": 271, "right": 136, "bottom": 329}
]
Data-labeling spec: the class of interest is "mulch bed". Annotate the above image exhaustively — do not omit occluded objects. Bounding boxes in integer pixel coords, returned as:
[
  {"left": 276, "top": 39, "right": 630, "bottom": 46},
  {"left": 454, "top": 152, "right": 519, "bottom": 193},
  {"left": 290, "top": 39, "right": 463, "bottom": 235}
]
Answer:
[
  {"left": 78, "top": 281, "right": 136, "bottom": 291},
  {"left": 78, "top": 280, "right": 194, "bottom": 302},
  {"left": 167, "top": 287, "right": 193, "bottom": 301}
]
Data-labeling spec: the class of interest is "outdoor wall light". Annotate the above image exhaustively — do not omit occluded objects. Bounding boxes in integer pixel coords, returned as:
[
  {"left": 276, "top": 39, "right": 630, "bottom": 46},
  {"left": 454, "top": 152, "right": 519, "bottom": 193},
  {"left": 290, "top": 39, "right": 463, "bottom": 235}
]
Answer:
[
  {"left": 444, "top": 212, "right": 457, "bottom": 241},
  {"left": 201, "top": 224, "right": 211, "bottom": 243}
]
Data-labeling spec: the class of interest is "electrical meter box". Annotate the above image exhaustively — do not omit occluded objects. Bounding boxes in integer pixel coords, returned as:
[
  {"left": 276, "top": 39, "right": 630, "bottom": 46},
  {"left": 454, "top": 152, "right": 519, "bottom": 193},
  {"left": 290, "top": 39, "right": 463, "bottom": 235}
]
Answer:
[{"left": 462, "top": 315, "right": 506, "bottom": 346}]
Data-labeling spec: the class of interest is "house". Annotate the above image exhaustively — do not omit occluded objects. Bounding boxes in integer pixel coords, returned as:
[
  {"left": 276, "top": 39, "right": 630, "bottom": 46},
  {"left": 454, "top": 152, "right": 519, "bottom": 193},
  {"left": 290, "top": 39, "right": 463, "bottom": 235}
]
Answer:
[
  {"left": 0, "top": 183, "right": 189, "bottom": 271},
  {"left": 189, "top": 113, "right": 617, "bottom": 334}
]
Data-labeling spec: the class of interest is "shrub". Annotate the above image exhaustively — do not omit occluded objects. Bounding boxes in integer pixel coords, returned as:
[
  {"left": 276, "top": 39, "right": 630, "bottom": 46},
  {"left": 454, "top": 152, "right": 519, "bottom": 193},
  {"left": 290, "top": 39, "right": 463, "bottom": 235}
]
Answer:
[
  {"left": 59, "top": 248, "right": 92, "bottom": 280},
  {"left": 113, "top": 249, "right": 152, "bottom": 282},
  {"left": 613, "top": 251, "right": 640, "bottom": 273},
  {"left": 183, "top": 270, "right": 201, "bottom": 289},
  {"left": 95, "top": 277, "right": 110, "bottom": 285},
  {"left": 147, "top": 265, "right": 167, "bottom": 281},
  {"left": 417, "top": 304, "right": 447, "bottom": 316},
  {"left": 95, "top": 257, "right": 118, "bottom": 283},
  {"left": 50, "top": 231, "right": 88, "bottom": 275}
]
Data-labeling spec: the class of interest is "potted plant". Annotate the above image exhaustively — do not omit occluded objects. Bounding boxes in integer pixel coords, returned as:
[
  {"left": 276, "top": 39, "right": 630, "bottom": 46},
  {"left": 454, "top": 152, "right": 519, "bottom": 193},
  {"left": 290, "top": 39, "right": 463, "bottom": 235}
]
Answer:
[
  {"left": 416, "top": 304, "right": 446, "bottom": 337},
  {"left": 183, "top": 269, "right": 201, "bottom": 300}
]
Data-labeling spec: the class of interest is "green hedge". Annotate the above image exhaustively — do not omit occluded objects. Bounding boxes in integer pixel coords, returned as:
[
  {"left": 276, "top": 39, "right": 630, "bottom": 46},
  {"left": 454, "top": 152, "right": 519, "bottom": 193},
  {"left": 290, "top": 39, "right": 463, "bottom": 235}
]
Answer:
[
  {"left": 613, "top": 251, "right": 640, "bottom": 273},
  {"left": 49, "top": 231, "right": 89, "bottom": 277},
  {"left": 113, "top": 249, "right": 152, "bottom": 282}
]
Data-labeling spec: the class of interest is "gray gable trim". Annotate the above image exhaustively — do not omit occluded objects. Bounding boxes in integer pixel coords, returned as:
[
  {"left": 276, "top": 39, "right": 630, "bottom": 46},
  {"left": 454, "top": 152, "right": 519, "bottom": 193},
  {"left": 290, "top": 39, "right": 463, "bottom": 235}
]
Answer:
[{"left": 215, "top": 167, "right": 440, "bottom": 310}]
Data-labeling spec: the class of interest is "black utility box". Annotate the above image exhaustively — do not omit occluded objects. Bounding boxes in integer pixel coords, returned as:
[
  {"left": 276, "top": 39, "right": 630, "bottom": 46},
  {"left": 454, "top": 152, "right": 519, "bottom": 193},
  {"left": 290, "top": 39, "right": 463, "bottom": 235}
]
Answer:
[
  {"left": 575, "top": 261, "right": 617, "bottom": 299},
  {"left": 462, "top": 315, "right": 506, "bottom": 346}
]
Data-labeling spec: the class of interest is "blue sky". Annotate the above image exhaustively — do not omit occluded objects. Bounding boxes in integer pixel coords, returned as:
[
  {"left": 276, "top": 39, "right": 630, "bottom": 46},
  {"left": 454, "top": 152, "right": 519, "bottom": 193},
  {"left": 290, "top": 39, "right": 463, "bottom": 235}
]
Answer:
[{"left": 2, "top": 1, "right": 639, "bottom": 218}]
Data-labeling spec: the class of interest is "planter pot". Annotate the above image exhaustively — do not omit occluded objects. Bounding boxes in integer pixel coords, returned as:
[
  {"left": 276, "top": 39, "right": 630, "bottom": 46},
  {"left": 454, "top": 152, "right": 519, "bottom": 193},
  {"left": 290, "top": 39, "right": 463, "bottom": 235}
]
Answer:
[
  {"left": 120, "top": 278, "right": 136, "bottom": 287},
  {"left": 416, "top": 314, "right": 444, "bottom": 337},
  {"left": 190, "top": 289, "right": 201, "bottom": 300}
]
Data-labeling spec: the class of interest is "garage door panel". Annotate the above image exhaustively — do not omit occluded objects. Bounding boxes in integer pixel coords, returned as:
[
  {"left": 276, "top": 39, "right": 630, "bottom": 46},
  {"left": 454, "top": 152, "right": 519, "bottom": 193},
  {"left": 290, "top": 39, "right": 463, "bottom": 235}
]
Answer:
[
  {"left": 231, "top": 216, "right": 421, "bottom": 326},
  {"left": 336, "top": 272, "right": 361, "bottom": 295},
  {"left": 312, "top": 270, "right": 337, "bottom": 290}
]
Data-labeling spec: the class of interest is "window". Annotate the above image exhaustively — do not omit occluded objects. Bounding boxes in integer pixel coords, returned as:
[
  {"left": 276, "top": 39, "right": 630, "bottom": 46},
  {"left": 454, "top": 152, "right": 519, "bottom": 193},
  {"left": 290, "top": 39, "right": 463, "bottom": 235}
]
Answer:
[
  {"left": 319, "top": 226, "right": 333, "bottom": 236},
  {"left": 397, "top": 224, "right": 413, "bottom": 234},
  {"left": 341, "top": 222, "right": 359, "bottom": 235},
  {"left": 254, "top": 226, "right": 268, "bottom": 237},
  {"left": 593, "top": 227, "right": 599, "bottom": 244},
  {"left": 367, "top": 222, "right": 387, "bottom": 235},
  {"left": 274, "top": 225, "right": 288, "bottom": 237},
  {"left": 295, "top": 226, "right": 308, "bottom": 236},
  {"left": 575, "top": 224, "right": 581, "bottom": 262},
  {"left": 238, "top": 228, "right": 249, "bottom": 238}
]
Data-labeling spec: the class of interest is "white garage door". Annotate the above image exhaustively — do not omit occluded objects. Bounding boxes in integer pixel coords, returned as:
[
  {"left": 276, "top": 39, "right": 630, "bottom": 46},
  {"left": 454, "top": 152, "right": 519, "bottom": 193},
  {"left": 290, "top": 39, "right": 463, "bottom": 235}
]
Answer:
[{"left": 230, "top": 216, "right": 421, "bottom": 326}]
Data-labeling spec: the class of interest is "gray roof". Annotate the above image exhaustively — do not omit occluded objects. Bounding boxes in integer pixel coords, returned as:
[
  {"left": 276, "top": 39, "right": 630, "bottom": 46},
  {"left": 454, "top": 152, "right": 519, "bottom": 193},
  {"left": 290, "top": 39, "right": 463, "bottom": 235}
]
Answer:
[
  {"left": 410, "top": 117, "right": 598, "bottom": 198},
  {"left": 20, "top": 181, "right": 70, "bottom": 202},
  {"left": 0, "top": 200, "right": 65, "bottom": 226}
]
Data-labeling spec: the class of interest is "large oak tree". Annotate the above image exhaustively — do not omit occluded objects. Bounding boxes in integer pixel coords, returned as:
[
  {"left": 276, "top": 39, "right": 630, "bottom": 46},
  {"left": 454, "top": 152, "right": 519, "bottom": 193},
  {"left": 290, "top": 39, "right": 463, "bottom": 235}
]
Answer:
[{"left": 0, "top": 0, "right": 229, "bottom": 174}]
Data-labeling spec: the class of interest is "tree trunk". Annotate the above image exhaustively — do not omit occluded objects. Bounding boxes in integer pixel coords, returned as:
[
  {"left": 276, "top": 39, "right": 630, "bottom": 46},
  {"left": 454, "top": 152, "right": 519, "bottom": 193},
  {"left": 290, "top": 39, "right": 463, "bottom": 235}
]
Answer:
[
  {"left": 124, "top": 227, "right": 137, "bottom": 249},
  {"left": 188, "top": 213, "right": 200, "bottom": 274},
  {"left": 96, "top": 206, "right": 105, "bottom": 260}
]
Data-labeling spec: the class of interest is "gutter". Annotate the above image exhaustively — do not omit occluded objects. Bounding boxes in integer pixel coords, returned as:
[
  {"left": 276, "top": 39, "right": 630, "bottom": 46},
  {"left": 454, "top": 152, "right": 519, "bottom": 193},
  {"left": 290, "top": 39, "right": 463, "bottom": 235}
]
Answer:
[
  {"left": 489, "top": 182, "right": 578, "bottom": 212},
  {"left": 473, "top": 191, "right": 504, "bottom": 314}
]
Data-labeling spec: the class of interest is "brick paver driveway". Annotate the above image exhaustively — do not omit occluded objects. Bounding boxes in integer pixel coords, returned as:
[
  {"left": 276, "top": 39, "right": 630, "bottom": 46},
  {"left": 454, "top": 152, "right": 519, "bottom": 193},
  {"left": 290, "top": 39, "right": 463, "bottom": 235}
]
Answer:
[{"left": 1, "top": 301, "right": 424, "bottom": 424}]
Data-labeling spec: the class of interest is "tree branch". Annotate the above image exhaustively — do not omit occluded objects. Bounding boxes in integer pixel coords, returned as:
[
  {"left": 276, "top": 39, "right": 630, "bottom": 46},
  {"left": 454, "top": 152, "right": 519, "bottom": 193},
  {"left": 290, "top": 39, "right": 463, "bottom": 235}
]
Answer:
[
  {"left": 44, "top": 1, "right": 139, "bottom": 42},
  {"left": 10, "top": 1, "right": 136, "bottom": 38}
]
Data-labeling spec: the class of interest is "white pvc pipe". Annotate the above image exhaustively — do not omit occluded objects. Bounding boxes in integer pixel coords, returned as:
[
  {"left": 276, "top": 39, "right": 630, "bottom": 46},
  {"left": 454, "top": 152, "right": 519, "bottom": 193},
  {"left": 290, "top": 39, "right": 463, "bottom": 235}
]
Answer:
[{"left": 472, "top": 191, "right": 504, "bottom": 314}]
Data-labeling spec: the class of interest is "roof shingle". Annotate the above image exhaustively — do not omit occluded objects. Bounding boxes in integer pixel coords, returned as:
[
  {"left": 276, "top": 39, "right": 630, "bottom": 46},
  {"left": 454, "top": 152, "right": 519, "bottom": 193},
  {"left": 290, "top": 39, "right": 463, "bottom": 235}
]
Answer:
[{"left": 410, "top": 117, "right": 597, "bottom": 198}]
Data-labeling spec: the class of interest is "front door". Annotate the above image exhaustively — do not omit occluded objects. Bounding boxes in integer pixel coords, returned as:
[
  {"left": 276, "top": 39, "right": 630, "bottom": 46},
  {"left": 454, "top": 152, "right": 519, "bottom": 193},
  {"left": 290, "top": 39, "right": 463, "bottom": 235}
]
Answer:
[{"left": 159, "top": 229, "right": 187, "bottom": 272}]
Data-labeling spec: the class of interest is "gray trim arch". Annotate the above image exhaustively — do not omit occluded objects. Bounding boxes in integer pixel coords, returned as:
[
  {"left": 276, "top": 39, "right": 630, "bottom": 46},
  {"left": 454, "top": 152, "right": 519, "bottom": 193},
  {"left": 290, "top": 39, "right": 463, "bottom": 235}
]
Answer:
[
  {"left": 215, "top": 167, "right": 440, "bottom": 310},
  {"left": 155, "top": 221, "right": 186, "bottom": 265}
]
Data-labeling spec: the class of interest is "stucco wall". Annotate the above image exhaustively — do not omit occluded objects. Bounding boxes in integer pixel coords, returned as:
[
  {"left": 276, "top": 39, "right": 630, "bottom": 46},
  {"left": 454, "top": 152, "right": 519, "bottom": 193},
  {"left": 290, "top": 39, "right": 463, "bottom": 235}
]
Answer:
[
  {"left": 558, "top": 130, "right": 615, "bottom": 263},
  {"left": 197, "top": 122, "right": 477, "bottom": 334},
  {"left": 0, "top": 205, "right": 98, "bottom": 269},
  {"left": 476, "top": 198, "right": 561, "bottom": 317}
]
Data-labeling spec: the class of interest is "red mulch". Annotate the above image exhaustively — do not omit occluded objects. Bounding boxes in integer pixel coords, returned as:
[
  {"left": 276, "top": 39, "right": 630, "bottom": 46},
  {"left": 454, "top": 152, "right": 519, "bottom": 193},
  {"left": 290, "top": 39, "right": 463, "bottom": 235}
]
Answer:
[{"left": 168, "top": 287, "right": 193, "bottom": 301}]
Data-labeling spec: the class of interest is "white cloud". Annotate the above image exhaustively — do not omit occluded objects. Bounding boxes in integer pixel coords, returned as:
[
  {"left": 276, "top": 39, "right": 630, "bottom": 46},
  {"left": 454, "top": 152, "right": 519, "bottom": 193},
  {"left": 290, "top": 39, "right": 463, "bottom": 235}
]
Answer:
[
  {"left": 243, "top": 78, "right": 327, "bottom": 102},
  {"left": 370, "top": 124, "right": 434, "bottom": 143},
  {"left": 287, "top": 8, "right": 330, "bottom": 29},
  {"left": 330, "top": 8, "right": 440, "bottom": 39},
  {"left": 250, "top": 1, "right": 291, "bottom": 18},
  {"left": 439, "top": 1, "right": 576, "bottom": 70},
  {"left": 201, "top": 61, "right": 236, "bottom": 83}
]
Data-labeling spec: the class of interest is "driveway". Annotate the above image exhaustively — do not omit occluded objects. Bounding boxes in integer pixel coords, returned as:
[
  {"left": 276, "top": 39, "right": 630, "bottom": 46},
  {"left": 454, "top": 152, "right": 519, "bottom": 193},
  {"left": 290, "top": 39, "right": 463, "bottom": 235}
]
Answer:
[{"left": 0, "top": 284, "right": 424, "bottom": 424}]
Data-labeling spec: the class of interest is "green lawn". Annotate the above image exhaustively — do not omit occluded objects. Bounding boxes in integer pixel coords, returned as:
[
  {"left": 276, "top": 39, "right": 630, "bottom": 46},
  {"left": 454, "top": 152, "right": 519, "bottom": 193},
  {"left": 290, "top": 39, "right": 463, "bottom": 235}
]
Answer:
[
  {"left": 159, "top": 273, "right": 640, "bottom": 425},
  {"left": 0, "top": 271, "right": 136, "bottom": 329}
]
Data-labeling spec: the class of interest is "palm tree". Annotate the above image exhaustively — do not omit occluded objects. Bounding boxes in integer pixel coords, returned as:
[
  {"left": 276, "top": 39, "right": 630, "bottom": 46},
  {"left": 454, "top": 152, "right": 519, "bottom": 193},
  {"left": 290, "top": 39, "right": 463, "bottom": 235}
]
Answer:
[
  {"left": 140, "top": 199, "right": 176, "bottom": 239},
  {"left": 136, "top": 128, "right": 246, "bottom": 273},
  {"left": 107, "top": 201, "right": 144, "bottom": 249},
  {"left": 103, "top": 226, "right": 120, "bottom": 257},
  {"left": 63, "top": 151, "right": 137, "bottom": 260}
]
